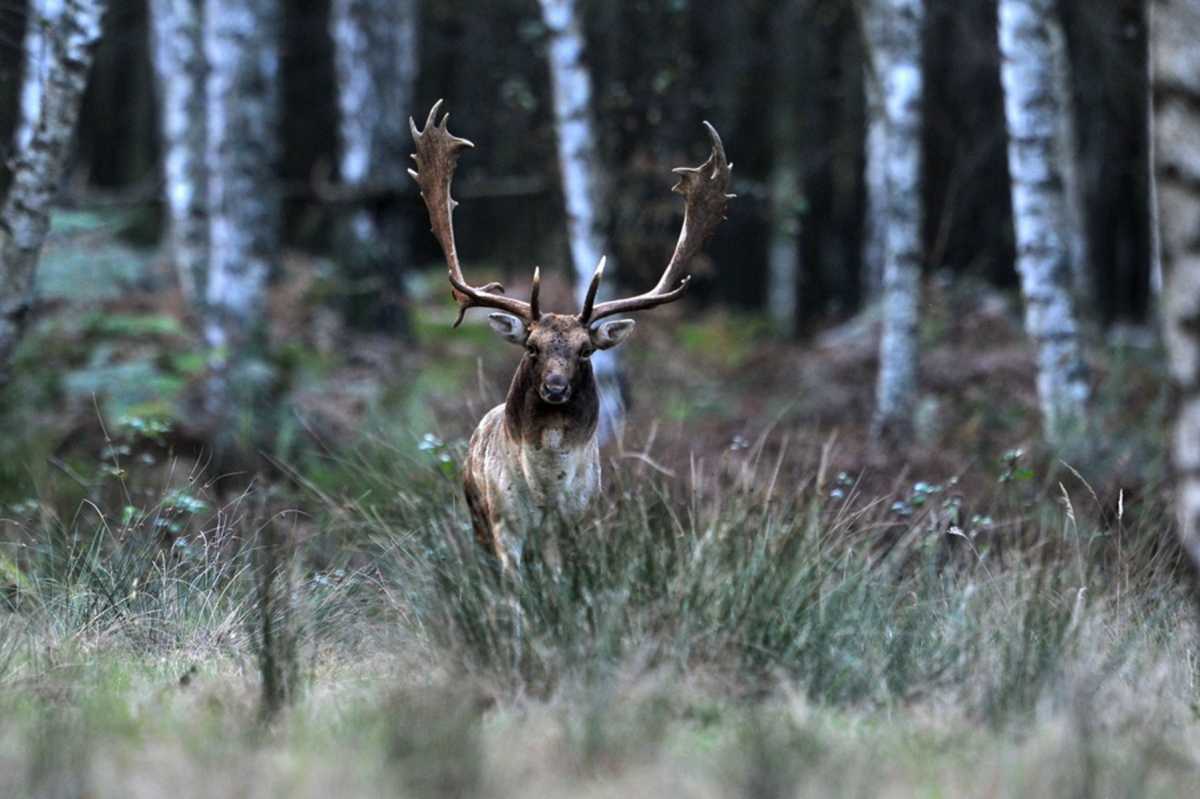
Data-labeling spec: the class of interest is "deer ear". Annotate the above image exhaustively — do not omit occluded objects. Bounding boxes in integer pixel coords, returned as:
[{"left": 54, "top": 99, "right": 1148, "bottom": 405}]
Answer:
[
  {"left": 591, "top": 318, "right": 636, "bottom": 350},
  {"left": 488, "top": 313, "right": 528, "bottom": 344}
]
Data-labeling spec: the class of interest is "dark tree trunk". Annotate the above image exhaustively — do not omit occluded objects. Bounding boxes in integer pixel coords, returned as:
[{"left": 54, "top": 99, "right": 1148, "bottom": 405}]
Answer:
[
  {"left": 767, "top": 0, "right": 805, "bottom": 334},
  {"left": 1060, "top": 0, "right": 1153, "bottom": 327},
  {"left": 922, "top": 0, "right": 1016, "bottom": 286},
  {"left": 79, "top": 0, "right": 157, "bottom": 190}
]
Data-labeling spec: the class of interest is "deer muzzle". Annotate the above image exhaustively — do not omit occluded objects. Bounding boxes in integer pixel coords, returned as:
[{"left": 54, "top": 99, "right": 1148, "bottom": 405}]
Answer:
[{"left": 540, "top": 373, "right": 571, "bottom": 404}]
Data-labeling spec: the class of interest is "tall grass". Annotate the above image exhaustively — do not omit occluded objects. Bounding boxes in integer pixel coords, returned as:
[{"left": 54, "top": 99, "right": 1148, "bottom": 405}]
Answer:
[
  {"left": 1, "top": 475, "right": 345, "bottom": 703},
  {"left": 330, "top": 436, "right": 1188, "bottom": 725},
  {"left": 3, "top": 432, "right": 1188, "bottom": 727},
  {"left": 0, "top": 433, "right": 1195, "bottom": 796}
]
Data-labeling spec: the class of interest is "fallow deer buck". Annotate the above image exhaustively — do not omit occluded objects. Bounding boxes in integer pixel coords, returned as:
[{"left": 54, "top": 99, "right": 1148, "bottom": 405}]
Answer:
[{"left": 409, "top": 101, "right": 732, "bottom": 571}]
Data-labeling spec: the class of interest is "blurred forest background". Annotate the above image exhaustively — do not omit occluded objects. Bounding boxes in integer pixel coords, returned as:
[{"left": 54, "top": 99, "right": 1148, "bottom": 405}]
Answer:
[
  {"left": 4, "top": 0, "right": 1154, "bottom": 322},
  {"left": 0, "top": 0, "right": 1174, "bottom": 507},
  {"left": 5, "top": 1, "right": 1200, "bottom": 795}
]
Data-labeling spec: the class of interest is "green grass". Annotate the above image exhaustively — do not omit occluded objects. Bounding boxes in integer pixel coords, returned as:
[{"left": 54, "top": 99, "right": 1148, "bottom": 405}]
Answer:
[{"left": 1, "top": 432, "right": 1196, "bottom": 797}]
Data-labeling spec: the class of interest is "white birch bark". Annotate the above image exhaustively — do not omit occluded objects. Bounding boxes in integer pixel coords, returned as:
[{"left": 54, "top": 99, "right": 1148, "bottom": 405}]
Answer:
[
  {"left": 538, "top": 0, "right": 623, "bottom": 441},
  {"left": 861, "top": 8, "right": 888, "bottom": 300},
  {"left": 149, "top": 0, "right": 207, "bottom": 305},
  {"left": 330, "top": 0, "right": 419, "bottom": 331},
  {"left": 998, "top": 0, "right": 1090, "bottom": 448},
  {"left": 0, "top": 0, "right": 105, "bottom": 381},
  {"left": 1152, "top": 0, "right": 1200, "bottom": 570},
  {"left": 16, "top": 0, "right": 64, "bottom": 154},
  {"left": 202, "top": 0, "right": 280, "bottom": 423},
  {"left": 866, "top": 0, "right": 925, "bottom": 443}
]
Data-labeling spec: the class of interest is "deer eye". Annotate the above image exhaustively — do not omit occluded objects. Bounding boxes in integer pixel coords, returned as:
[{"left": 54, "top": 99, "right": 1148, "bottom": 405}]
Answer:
[
  {"left": 525, "top": 344, "right": 538, "bottom": 357},
  {"left": 579, "top": 347, "right": 594, "bottom": 359}
]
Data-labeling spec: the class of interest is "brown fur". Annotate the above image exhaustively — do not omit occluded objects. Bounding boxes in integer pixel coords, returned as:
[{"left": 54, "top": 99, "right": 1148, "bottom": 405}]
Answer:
[
  {"left": 504, "top": 316, "right": 600, "bottom": 449},
  {"left": 412, "top": 105, "right": 732, "bottom": 572},
  {"left": 463, "top": 314, "right": 606, "bottom": 569}
]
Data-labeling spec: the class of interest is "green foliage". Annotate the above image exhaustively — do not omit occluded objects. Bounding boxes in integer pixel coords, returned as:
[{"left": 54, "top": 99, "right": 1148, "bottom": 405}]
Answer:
[
  {"left": 62, "top": 353, "right": 186, "bottom": 419},
  {"left": 84, "top": 312, "right": 187, "bottom": 339},
  {"left": 38, "top": 245, "right": 153, "bottom": 306},
  {"left": 675, "top": 313, "right": 773, "bottom": 371}
]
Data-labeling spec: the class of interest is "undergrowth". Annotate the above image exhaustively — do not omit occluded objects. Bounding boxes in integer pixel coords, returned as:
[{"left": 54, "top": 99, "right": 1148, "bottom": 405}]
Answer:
[
  {"left": 315, "top": 434, "right": 1190, "bottom": 725},
  {"left": 0, "top": 433, "right": 1195, "bottom": 796}
]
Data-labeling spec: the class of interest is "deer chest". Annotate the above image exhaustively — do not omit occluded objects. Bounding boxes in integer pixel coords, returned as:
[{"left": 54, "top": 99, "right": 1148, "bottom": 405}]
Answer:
[{"left": 513, "top": 428, "right": 599, "bottom": 518}]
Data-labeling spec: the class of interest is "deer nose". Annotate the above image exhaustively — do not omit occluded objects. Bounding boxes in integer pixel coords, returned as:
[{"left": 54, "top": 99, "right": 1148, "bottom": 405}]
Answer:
[{"left": 540, "top": 374, "right": 570, "bottom": 404}]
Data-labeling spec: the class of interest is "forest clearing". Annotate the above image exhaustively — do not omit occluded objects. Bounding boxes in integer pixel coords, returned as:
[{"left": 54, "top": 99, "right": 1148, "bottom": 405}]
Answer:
[{"left": 2, "top": 0, "right": 1200, "bottom": 796}]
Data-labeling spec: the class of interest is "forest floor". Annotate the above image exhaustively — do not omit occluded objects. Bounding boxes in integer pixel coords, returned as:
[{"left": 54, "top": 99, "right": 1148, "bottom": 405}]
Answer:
[{"left": 0, "top": 211, "right": 1194, "bottom": 796}]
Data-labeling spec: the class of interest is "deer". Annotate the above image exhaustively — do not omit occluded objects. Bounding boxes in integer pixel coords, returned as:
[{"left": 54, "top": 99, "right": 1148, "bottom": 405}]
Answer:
[{"left": 408, "top": 101, "right": 732, "bottom": 572}]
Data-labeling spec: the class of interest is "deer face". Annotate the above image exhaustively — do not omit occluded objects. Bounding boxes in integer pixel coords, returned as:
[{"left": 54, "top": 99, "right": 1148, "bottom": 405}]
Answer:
[{"left": 488, "top": 312, "right": 635, "bottom": 404}]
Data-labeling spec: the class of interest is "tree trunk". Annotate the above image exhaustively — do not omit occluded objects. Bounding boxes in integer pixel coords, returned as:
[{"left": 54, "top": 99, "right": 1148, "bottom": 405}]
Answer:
[
  {"left": 1059, "top": 0, "right": 1154, "bottom": 328},
  {"left": 0, "top": 0, "right": 105, "bottom": 382},
  {"left": 15, "top": 0, "right": 50, "bottom": 155},
  {"left": 861, "top": 5, "right": 888, "bottom": 300},
  {"left": 998, "top": 0, "right": 1090, "bottom": 449},
  {"left": 330, "top": 0, "right": 419, "bottom": 334},
  {"left": 202, "top": 0, "right": 280, "bottom": 439},
  {"left": 1048, "top": 16, "right": 1088, "bottom": 305},
  {"left": 1153, "top": 0, "right": 1200, "bottom": 570},
  {"left": 767, "top": 156, "right": 802, "bottom": 335},
  {"left": 767, "top": 0, "right": 804, "bottom": 336},
  {"left": 538, "top": 0, "right": 623, "bottom": 441},
  {"left": 866, "top": 0, "right": 925, "bottom": 444},
  {"left": 862, "top": 85, "right": 887, "bottom": 301},
  {"left": 149, "top": 0, "right": 207, "bottom": 304}
]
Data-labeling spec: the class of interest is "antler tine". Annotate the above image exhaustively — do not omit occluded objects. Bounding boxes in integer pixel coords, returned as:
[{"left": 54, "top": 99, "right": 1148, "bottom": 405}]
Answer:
[
  {"left": 588, "top": 121, "right": 734, "bottom": 322},
  {"left": 409, "top": 100, "right": 535, "bottom": 326},
  {"left": 530, "top": 266, "right": 541, "bottom": 320},
  {"left": 577, "top": 256, "right": 606, "bottom": 322}
]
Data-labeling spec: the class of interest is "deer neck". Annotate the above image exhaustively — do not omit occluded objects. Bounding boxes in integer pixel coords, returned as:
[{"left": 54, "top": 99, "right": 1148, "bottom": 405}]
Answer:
[{"left": 503, "top": 358, "right": 599, "bottom": 452}]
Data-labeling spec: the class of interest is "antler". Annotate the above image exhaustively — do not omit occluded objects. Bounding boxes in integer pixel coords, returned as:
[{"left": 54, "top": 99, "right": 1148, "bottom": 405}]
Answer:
[
  {"left": 409, "top": 100, "right": 538, "bottom": 326},
  {"left": 581, "top": 121, "right": 734, "bottom": 323}
]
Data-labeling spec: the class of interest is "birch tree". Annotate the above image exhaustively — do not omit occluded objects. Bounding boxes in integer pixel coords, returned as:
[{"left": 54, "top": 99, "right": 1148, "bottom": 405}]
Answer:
[
  {"left": 865, "top": 0, "right": 925, "bottom": 444},
  {"left": 1152, "top": 0, "right": 1200, "bottom": 570},
  {"left": 537, "top": 0, "right": 623, "bottom": 440},
  {"left": 203, "top": 0, "right": 280, "bottom": 431},
  {"left": 14, "top": 0, "right": 57, "bottom": 155},
  {"left": 0, "top": 0, "right": 105, "bottom": 381},
  {"left": 330, "top": 0, "right": 419, "bottom": 333},
  {"left": 997, "top": 0, "right": 1090, "bottom": 448},
  {"left": 767, "top": 147, "right": 802, "bottom": 335},
  {"left": 149, "top": 0, "right": 207, "bottom": 304},
  {"left": 861, "top": 4, "right": 888, "bottom": 300},
  {"left": 767, "top": 0, "right": 804, "bottom": 335}
]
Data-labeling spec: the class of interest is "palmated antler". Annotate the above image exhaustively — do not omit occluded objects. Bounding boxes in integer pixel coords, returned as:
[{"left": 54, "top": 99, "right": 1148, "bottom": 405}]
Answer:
[
  {"left": 580, "top": 122, "right": 734, "bottom": 323},
  {"left": 409, "top": 100, "right": 539, "bottom": 326}
]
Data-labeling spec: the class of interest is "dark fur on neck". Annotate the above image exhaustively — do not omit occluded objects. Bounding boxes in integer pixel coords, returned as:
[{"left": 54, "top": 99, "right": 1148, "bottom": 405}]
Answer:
[{"left": 504, "top": 357, "right": 599, "bottom": 449}]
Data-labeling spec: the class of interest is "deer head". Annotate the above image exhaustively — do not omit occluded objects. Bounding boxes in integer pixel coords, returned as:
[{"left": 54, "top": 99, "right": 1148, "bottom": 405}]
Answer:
[{"left": 408, "top": 100, "right": 733, "bottom": 407}]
